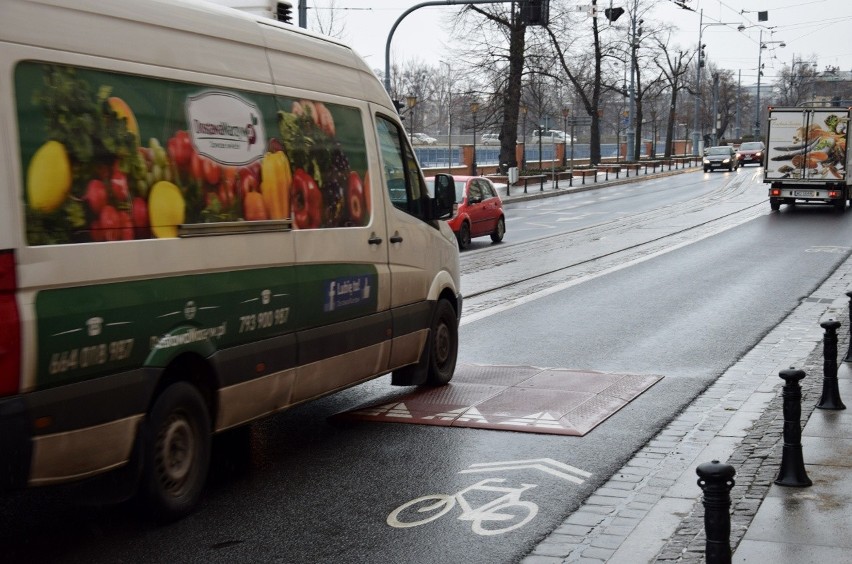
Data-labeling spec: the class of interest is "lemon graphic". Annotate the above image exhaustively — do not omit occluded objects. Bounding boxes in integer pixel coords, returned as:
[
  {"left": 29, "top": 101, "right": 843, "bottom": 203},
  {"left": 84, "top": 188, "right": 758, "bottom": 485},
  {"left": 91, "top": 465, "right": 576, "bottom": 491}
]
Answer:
[
  {"left": 108, "top": 97, "right": 140, "bottom": 145},
  {"left": 27, "top": 140, "right": 72, "bottom": 213},
  {"left": 148, "top": 181, "right": 185, "bottom": 238}
]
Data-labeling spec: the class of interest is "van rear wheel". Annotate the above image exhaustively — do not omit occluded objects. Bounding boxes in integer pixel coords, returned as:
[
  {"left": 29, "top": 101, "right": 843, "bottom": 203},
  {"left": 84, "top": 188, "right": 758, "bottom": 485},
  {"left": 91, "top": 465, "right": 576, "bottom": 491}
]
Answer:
[
  {"left": 141, "top": 382, "right": 211, "bottom": 522},
  {"left": 425, "top": 300, "right": 458, "bottom": 386}
]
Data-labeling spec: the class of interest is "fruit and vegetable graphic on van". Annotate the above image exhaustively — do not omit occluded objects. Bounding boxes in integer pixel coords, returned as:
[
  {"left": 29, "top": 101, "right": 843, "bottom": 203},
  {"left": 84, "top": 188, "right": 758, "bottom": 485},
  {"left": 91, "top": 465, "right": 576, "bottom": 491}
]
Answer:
[{"left": 17, "top": 63, "right": 371, "bottom": 245}]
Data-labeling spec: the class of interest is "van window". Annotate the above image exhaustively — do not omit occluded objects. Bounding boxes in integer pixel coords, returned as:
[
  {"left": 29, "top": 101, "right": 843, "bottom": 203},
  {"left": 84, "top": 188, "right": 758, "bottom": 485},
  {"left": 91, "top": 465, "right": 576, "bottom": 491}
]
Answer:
[{"left": 375, "top": 115, "right": 427, "bottom": 217}]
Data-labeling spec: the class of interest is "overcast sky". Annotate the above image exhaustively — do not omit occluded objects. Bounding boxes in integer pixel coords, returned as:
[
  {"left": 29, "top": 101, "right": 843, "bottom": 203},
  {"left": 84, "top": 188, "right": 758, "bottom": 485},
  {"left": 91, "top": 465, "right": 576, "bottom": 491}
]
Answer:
[{"left": 323, "top": 0, "right": 852, "bottom": 86}]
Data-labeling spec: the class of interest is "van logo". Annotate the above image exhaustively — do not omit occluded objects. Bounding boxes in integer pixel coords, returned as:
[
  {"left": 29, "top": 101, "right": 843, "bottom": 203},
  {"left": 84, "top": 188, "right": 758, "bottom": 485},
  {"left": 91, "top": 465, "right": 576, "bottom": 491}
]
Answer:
[
  {"left": 185, "top": 91, "right": 266, "bottom": 166},
  {"left": 86, "top": 317, "right": 103, "bottom": 337},
  {"left": 184, "top": 301, "right": 197, "bottom": 320}
]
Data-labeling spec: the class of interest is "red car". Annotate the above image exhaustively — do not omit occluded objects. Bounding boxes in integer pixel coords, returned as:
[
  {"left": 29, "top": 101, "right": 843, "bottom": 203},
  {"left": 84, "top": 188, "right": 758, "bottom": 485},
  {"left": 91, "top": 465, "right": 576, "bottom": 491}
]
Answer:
[
  {"left": 736, "top": 141, "right": 766, "bottom": 167},
  {"left": 425, "top": 176, "right": 506, "bottom": 249}
]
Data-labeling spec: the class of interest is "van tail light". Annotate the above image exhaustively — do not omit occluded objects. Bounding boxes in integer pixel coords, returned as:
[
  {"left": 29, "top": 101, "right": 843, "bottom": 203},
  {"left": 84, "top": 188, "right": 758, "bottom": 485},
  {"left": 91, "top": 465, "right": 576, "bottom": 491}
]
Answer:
[
  {"left": 0, "top": 250, "right": 21, "bottom": 397},
  {"left": 770, "top": 188, "right": 781, "bottom": 197},
  {"left": 830, "top": 190, "right": 840, "bottom": 198}
]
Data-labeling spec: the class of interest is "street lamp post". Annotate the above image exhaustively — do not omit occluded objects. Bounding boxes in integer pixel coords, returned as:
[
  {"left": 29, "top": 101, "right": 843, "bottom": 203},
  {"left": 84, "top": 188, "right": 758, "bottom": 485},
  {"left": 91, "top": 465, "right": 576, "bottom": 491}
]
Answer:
[
  {"left": 406, "top": 95, "right": 417, "bottom": 144},
  {"left": 711, "top": 73, "right": 720, "bottom": 145},
  {"left": 470, "top": 100, "right": 479, "bottom": 176},
  {"left": 692, "top": 10, "right": 738, "bottom": 155},
  {"left": 754, "top": 32, "right": 786, "bottom": 137},
  {"left": 626, "top": 0, "right": 639, "bottom": 162},
  {"left": 441, "top": 61, "right": 452, "bottom": 171},
  {"left": 562, "top": 108, "right": 570, "bottom": 167},
  {"left": 521, "top": 104, "right": 527, "bottom": 170},
  {"left": 538, "top": 122, "right": 543, "bottom": 170},
  {"left": 735, "top": 70, "right": 741, "bottom": 139}
]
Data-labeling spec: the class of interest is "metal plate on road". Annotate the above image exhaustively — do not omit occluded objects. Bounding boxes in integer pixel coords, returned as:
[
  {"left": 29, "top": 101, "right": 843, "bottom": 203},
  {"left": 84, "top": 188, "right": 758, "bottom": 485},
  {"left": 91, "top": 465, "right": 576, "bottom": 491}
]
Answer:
[{"left": 335, "top": 364, "right": 662, "bottom": 436}]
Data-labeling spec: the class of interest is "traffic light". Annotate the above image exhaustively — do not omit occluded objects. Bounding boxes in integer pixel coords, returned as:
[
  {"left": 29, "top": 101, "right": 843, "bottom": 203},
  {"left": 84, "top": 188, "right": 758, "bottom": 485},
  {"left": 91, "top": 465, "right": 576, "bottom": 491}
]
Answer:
[
  {"left": 520, "top": 0, "right": 550, "bottom": 26},
  {"left": 275, "top": 1, "right": 293, "bottom": 24},
  {"left": 604, "top": 7, "right": 625, "bottom": 21}
]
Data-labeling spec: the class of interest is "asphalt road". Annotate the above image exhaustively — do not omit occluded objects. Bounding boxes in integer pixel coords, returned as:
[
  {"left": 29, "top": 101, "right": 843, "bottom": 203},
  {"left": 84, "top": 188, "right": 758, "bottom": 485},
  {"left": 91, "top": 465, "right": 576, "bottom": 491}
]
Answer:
[{"left": 3, "top": 169, "right": 851, "bottom": 564}]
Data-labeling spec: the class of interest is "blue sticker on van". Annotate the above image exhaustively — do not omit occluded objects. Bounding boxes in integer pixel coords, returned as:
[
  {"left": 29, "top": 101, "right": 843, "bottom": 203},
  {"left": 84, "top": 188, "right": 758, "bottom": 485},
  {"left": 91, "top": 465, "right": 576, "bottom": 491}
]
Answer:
[{"left": 323, "top": 275, "right": 375, "bottom": 312}]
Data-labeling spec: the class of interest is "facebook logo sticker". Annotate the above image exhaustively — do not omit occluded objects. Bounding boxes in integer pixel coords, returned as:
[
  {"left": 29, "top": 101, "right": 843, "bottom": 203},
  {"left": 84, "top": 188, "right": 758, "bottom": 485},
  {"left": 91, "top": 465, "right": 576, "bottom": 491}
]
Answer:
[{"left": 324, "top": 275, "right": 373, "bottom": 312}]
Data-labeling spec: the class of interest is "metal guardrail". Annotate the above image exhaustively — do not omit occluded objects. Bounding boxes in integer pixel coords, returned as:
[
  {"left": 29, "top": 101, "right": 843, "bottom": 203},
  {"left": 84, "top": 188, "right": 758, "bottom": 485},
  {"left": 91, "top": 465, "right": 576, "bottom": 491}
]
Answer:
[{"left": 414, "top": 141, "right": 671, "bottom": 168}]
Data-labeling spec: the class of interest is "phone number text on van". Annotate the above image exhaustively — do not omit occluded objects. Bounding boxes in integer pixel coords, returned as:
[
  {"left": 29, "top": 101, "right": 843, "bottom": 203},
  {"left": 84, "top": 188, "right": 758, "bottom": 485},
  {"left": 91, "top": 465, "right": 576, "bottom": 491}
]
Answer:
[{"left": 48, "top": 339, "right": 135, "bottom": 375}]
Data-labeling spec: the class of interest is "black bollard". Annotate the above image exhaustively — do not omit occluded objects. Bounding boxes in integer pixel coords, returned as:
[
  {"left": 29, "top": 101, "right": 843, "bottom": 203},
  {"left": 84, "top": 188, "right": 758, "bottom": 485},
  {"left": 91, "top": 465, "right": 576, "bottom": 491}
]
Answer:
[
  {"left": 696, "top": 460, "right": 736, "bottom": 564},
  {"left": 775, "top": 367, "right": 812, "bottom": 487},
  {"left": 844, "top": 291, "right": 852, "bottom": 362},
  {"left": 817, "top": 319, "right": 846, "bottom": 410}
]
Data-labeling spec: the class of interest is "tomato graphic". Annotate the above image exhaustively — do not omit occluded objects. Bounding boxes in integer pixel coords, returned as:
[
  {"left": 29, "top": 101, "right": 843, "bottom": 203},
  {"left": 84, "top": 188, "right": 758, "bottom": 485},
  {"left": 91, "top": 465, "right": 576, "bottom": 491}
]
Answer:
[
  {"left": 119, "top": 211, "right": 134, "bottom": 241},
  {"left": 131, "top": 196, "right": 151, "bottom": 239},
  {"left": 347, "top": 171, "right": 365, "bottom": 225},
  {"left": 100, "top": 205, "right": 122, "bottom": 242},
  {"left": 110, "top": 166, "right": 130, "bottom": 202},
  {"left": 84, "top": 179, "right": 108, "bottom": 214},
  {"left": 190, "top": 152, "right": 204, "bottom": 183},
  {"left": 291, "top": 168, "right": 322, "bottom": 229},
  {"left": 203, "top": 158, "right": 221, "bottom": 186},
  {"left": 168, "top": 130, "right": 192, "bottom": 168}
]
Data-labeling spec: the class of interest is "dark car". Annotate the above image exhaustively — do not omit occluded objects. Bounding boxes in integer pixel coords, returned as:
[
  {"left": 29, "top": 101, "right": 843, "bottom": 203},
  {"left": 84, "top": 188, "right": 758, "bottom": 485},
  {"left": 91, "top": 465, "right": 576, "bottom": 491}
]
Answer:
[
  {"left": 425, "top": 176, "right": 505, "bottom": 249},
  {"left": 703, "top": 146, "right": 739, "bottom": 172},
  {"left": 736, "top": 141, "right": 765, "bottom": 167}
]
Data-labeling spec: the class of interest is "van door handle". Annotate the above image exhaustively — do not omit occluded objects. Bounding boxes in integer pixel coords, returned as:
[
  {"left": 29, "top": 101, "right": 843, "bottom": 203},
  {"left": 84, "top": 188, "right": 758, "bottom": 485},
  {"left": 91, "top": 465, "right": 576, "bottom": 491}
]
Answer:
[
  {"left": 389, "top": 232, "right": 404, "bottom": 244},
  {"left": 368, "top": 232, "right": 383, "bottom": 245}
]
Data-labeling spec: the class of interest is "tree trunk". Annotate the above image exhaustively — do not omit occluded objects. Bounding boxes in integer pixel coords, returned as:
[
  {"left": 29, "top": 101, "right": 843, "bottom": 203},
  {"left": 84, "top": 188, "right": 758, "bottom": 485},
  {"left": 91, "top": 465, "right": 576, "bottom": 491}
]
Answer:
[
  {"left": 665, "top": 89, "right": 677, "bottom": 158},
  {"left": 498, "top": 19, "right": 526, "bottom": 172}
]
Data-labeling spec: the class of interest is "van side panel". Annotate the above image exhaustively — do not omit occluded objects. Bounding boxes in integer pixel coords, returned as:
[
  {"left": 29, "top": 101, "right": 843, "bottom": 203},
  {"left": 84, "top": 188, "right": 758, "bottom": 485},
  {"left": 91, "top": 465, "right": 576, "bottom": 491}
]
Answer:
[{"left": 0, "top": 0, "right": 461, "bottom": 503}]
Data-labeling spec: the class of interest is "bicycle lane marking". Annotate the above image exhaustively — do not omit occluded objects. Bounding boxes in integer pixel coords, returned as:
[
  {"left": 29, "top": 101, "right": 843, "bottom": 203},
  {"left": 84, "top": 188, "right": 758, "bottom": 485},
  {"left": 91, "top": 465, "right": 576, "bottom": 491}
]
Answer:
[
  {"left": 386, "top": 478, "right": 538, "bottom": 536},
  {"left": 386, "top": 459, "right": 592, "bottom": 536},
  {"left": 459, "top": 458, "right": 592, "bottom": 484}
]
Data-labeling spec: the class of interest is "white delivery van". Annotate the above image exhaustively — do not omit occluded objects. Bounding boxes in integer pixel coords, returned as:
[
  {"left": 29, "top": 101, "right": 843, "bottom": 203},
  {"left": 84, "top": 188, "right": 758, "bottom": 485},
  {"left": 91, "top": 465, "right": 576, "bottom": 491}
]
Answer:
[{"left": 0, "top": 0, "right": 461, "bottom": 521}]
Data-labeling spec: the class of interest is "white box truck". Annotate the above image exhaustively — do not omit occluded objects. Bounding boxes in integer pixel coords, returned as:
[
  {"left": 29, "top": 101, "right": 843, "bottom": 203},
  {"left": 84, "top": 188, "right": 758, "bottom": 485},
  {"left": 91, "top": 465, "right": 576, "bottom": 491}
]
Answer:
[
  {"left": 0, "top": 0, "right": 461, "bottom": 521},
  {"left": 764, "top": 106, "right": 851, "bottom": 211}
]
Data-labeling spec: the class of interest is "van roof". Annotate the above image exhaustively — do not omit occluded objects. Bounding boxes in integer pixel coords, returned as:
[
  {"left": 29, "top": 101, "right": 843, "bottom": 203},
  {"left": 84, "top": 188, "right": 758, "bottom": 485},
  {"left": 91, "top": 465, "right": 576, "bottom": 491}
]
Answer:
[{"left": 3, "top": 0, "right": 392, "bottom": 110}]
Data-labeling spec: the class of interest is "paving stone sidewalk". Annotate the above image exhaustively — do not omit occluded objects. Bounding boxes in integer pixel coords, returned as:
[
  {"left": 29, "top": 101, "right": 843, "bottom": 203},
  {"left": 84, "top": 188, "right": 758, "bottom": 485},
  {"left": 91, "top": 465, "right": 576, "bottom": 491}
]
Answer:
[{"left": 522, "top": 254, "right": 852, "bottom": 563}]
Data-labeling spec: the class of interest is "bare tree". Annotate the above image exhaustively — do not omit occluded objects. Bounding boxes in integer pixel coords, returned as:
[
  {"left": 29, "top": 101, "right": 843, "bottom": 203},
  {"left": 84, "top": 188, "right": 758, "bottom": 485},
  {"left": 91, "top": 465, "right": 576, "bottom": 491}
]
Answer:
[
  {"left": 774, "top": 59, "right": 820, "bottom": 106},
  {"left": 308, "top": 0, "right": 346, "bottom": 39},
  {"left": 456, "top": 4, "right": 527, "bottom": 172},
  {"left": 654, "top": 34, "right": 693, "bottom": 157},
  {"left": 540, "top": 0, "right": 611, "bottom": 164}
]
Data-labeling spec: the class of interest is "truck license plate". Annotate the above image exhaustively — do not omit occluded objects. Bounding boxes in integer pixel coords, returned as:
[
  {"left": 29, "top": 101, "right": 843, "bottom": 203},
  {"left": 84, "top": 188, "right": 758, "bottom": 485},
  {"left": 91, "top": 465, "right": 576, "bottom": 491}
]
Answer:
[{"left": 794, "top": 190, "right": 816, "bottom": 197}]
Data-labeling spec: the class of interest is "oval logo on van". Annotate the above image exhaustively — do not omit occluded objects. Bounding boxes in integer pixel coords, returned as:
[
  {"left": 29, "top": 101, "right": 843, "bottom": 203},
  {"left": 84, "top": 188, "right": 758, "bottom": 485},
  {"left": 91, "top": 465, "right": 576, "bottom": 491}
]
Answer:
[{"left": 185, "top": 91, "right": 266, "bottom": 166}]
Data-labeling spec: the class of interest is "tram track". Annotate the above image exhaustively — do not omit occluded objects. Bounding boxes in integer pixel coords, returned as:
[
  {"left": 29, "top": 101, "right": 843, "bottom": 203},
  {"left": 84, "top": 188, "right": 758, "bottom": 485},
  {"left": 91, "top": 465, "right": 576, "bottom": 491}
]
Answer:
[{"left": 459, "top": 172, "right": 769, "bottom": 322}]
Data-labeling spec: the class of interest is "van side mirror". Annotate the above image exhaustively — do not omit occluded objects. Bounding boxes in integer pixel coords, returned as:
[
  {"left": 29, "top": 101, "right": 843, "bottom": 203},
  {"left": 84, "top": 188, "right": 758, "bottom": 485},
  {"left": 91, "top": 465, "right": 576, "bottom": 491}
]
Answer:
[{"left": 432, "top": 173, "right": 455, "bottom": 220}]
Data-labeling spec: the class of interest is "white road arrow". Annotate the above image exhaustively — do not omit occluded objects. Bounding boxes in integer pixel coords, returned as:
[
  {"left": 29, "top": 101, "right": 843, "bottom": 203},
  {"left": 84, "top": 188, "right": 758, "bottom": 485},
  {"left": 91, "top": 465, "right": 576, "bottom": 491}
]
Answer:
[{"left": 458, "top": 458, "right": 592, "bottom": 484}]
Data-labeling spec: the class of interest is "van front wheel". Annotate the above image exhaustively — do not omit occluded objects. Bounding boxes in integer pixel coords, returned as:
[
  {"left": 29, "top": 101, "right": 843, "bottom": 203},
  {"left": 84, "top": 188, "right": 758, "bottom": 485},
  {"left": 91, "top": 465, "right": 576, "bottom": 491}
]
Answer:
[
  {"left": 141, "top": 382, "right": 211, "bottom": 522},
  {"left": 425, "top": 300, "right": 459, "bottom": 386}
]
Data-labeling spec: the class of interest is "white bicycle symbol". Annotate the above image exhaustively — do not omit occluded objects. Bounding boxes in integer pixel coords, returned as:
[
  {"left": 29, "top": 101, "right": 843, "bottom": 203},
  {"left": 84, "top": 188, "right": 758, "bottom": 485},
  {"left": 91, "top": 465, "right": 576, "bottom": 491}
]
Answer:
[{"left": 386, "top": 478, "right": 539, "bottom": 536}]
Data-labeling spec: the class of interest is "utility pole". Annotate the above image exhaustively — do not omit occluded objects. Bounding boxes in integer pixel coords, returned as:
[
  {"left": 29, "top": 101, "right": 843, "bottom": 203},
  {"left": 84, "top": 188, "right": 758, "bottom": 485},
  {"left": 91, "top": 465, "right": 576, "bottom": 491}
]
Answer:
[
  {"left": 626, "top": 0, "right": 638, "bottom": 161},
  {"left": 711, "top": 73, "right": 719, "bottom": 146},
  {"left": 735, "top": 70, "right": 741, "bottom": 139}
]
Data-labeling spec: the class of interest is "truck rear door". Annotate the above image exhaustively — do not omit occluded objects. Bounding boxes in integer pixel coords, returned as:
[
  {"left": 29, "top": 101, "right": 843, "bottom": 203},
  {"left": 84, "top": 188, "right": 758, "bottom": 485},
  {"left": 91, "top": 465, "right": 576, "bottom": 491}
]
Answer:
[{"left": 766, "top": 108, "right": 848, "bottom": 182}]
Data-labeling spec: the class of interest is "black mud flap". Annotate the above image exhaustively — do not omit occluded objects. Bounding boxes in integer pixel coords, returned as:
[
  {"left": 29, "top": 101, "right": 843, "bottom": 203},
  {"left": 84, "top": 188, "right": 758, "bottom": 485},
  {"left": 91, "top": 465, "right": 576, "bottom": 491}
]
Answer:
[
  {"left": 390, "top": 337, "right": 430, "bottom": 386},
  {"left": 68, "top": 422, "right": 144, "bottom": 506}
]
